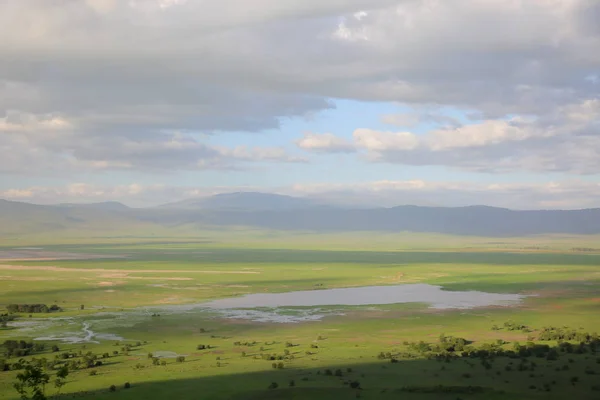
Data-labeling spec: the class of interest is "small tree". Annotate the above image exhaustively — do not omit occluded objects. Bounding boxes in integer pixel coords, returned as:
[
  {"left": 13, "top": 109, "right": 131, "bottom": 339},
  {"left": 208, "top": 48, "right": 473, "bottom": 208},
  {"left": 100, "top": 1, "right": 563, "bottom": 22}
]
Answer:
[
  {"left": 176, "top": 356, "right": 185, "bottom": 363},
  {"left": 80, "top": 305, "right": 84, "bottom": 311},
  {"left": 124, "top": 382, "right": 131, "bottom": 389},
  {"left": 109, "top": 385, "right": 116, "bottom": 392},
  {"left": 13, "top": 364, "right": 50, "bottom": 400},
  {"left": 268, "top": 382, "right": 278, "bottom": 390},
  {"left": 54, "top": 365, "right": 69, "bottom": 397}
]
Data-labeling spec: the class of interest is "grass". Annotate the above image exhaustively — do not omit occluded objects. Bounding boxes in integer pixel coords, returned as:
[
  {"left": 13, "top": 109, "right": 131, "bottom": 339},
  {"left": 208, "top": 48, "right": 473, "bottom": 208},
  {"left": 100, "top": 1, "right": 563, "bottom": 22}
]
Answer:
[{"left": 1, "top": 232, "right": 599, "bottom": 399}]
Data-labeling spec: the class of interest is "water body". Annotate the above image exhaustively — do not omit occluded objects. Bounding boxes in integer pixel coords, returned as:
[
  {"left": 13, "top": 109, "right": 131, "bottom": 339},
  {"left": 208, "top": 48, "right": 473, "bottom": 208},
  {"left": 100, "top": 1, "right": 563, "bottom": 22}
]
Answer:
[
  {"left": 200, "top": 284, "right": 527, "bottom": 310},
  {"left": 3, "top": 284, "right": 528, "bottom": 341}
]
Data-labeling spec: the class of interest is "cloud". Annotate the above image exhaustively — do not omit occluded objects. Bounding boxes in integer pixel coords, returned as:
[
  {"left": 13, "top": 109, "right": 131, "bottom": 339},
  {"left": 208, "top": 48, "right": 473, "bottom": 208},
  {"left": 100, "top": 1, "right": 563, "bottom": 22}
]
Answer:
[
  {"left": 353, "top": 128, "right": 419, "bottom": 151},
  {"left": 4, "top": 180, "right": 600, "bottom": 210},
  {"left": 1, "top": 0, "right": 600, "bottom": 178},
  {"left": 0, "top": 113, "right": 304, "bottom": 174},
  {"left": 296, "top": 132, "right": 355, "bottom": 153},
  {"left": 381, "top": 111, "right": 461, "bottom": 128},
  {"left": 301, "top": 98, "right": 600, "bottom": 174}
]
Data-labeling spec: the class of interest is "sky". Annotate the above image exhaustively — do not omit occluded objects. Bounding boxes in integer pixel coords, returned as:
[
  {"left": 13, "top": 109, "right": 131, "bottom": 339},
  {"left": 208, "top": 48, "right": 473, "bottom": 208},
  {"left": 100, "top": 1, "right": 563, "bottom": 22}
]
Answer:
[{"left": 0, "top": 0, "right": 599, "bottom": 209}]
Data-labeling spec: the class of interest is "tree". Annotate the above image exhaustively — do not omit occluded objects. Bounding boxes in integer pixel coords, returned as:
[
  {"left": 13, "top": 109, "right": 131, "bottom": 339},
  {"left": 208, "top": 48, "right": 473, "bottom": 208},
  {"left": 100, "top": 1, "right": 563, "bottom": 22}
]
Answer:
[
  {"left": 54, "top": 365, "right": 69, "bottom": 396},
  {"left": 13, "top": 364, "right": 50, "bottom": 400},
  {"left": 80, "top": 305, "right": 84, "bottom": 310}
]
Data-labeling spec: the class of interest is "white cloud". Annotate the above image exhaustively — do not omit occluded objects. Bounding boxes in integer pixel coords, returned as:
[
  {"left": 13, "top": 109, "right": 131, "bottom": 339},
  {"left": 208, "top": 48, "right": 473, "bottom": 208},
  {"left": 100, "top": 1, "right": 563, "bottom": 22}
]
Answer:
[
  {"left": 353, "top": 129, "right": 419, "bottom": 151},
  {"left": 1, "top": 0, "right": 600, "bottom": 183},
  {"left": 296, "top": 132, "right": 355, "bottom": 153},
  {"left": 301, "top": 98, "right": 600, "bottom": 174}
]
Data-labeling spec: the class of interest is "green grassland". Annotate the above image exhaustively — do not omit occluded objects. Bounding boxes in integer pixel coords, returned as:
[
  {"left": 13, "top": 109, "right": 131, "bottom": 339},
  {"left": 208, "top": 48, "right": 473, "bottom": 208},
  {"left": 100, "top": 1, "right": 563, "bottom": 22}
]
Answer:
[{"left": 1, "top": 232, "right": 600, "bottom": 399}]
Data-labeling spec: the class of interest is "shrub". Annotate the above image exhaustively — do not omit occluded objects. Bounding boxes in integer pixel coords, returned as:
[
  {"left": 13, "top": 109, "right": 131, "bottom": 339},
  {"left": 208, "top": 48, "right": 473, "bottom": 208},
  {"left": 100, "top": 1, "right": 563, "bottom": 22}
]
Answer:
[
  {"left": 176, "top": 356, "right": 185, "bottom": 363},
  {"left": 289, "top": 380, "right": 295, "bottom": 387},
  {"left": 350, "top": 381, "right": 361, "bottom": 389},
  {"left": 268, "top": 382, "right": 278, "bottom": 390},
  {"left": 124, "top": 382, "right": 131, "bottom": 389},
  {"left": 89, "top": 370, "right": 97, "bottom": 376},
  {"left": 109, "top": 385, "right": 116, "bottom": 392}
]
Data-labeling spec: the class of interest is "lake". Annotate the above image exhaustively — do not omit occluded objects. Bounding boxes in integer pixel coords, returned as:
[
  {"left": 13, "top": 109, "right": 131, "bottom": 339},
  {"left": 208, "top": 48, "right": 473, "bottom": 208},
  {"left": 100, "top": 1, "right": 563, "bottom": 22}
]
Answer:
[{"left": 200, "top": 283, "right": 527, "bottom": 310}]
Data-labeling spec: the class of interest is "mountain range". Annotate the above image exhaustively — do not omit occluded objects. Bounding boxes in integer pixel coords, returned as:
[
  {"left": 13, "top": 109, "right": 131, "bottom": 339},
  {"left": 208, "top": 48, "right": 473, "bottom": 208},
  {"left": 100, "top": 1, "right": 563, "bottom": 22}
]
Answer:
[{"left": 1, "top": 192, "right": 599, "bottom": 237}]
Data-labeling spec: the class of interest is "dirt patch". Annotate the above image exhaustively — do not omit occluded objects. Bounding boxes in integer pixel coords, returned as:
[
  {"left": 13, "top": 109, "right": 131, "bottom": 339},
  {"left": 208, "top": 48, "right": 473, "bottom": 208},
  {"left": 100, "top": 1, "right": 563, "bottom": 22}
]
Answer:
[
  {"left": 127, "top": 277, "right": 193, "bottom": 281},
  {"left": 0, "top": 275, "right": 61, "bottom": 281},
  {"left": 97, "top": 281, "right": 116, "bottom": 286},
  {"left": 0, "top": 250, "right": 127, "bottom": 261}
]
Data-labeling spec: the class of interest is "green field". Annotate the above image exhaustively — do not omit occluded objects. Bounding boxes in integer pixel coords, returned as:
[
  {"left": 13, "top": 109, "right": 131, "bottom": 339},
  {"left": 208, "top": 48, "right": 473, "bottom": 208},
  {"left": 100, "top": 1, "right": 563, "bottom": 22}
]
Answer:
[{"left": 1, "top": 233, "right": 600, "bottom": 399}]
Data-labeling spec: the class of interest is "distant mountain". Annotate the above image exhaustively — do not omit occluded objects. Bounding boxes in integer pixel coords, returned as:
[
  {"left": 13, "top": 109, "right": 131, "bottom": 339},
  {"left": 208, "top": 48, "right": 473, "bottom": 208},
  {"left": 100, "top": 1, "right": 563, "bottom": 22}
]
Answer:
[
  {"left": 159, "top": 192, "right": 330, "bottom": 211},
  {"left": 202, "top": 205, "right": 600, "bottom": 236},
  {"left": 57, "top": 201, "right": 130, "bottom": 211},
  {"left": 0, "top": 199, "right": 145, "bottom": 236},
  {"left": 1, "top": 194, "right": 600, "bottom": 237}
]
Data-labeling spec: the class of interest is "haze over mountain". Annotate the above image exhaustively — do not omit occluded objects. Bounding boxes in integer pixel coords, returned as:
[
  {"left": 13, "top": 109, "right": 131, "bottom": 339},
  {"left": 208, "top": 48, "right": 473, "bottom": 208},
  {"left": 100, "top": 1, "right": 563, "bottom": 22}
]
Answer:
[
  {"left": 2, "top": 193, "right": 599, "bottom": 237},
  {"left": 159, "top": 192, "right": 330, "bottom": 211}
]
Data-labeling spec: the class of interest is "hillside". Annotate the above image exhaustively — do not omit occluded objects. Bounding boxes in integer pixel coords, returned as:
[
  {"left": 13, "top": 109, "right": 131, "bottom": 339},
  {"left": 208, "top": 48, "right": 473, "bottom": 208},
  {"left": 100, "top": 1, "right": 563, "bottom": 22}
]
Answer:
[{"left": 1, "top": 194, "right": 600, "bottom": 237}]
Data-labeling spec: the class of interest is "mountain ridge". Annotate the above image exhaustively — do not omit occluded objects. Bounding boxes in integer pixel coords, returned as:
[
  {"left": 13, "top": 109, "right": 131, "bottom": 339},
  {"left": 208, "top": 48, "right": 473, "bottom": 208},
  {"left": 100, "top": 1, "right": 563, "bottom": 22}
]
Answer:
[{"left": 1, "top": 193, "right": 599, "bottom": 237}]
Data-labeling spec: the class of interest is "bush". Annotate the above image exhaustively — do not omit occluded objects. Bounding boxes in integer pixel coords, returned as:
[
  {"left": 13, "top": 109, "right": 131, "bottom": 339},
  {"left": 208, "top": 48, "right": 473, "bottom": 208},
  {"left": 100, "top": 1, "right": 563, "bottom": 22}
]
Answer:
[
  {"left": 350, "top": 381, "right": 361, "bottom": 389},
  {"left": 289, "top": 380, "right": 295, "bottom": 387},
  {"left": 268, "top": 382, "right": 278, "bottom": 390},
  {"left": 109, "top": 385, "right": 117, "bottom": 392},
  {"left": 124, "top": 382, "right": 131, "bottom": 389},
  {"left": 176, "top": 356, "right": 185, "bottom": 363},
  {"left": 89, "top": 370, "right": 97, "bottom": 376}
]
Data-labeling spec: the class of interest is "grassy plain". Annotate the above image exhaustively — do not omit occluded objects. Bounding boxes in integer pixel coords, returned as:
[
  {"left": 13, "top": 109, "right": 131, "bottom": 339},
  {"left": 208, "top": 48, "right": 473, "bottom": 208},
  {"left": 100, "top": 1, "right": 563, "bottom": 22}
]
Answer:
[{"left": 1, "top": 232, "right": 600, "bottom": 399}]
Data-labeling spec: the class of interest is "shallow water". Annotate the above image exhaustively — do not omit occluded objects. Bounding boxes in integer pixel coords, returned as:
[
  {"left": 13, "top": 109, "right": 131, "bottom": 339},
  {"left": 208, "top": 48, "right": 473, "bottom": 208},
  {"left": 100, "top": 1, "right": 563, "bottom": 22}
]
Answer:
[
  {"left": 200, "top": 284, "right": 526, "bottom": 310},
  {"left": 2, "top": 284, "right": 528, "bottom": 341}
]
